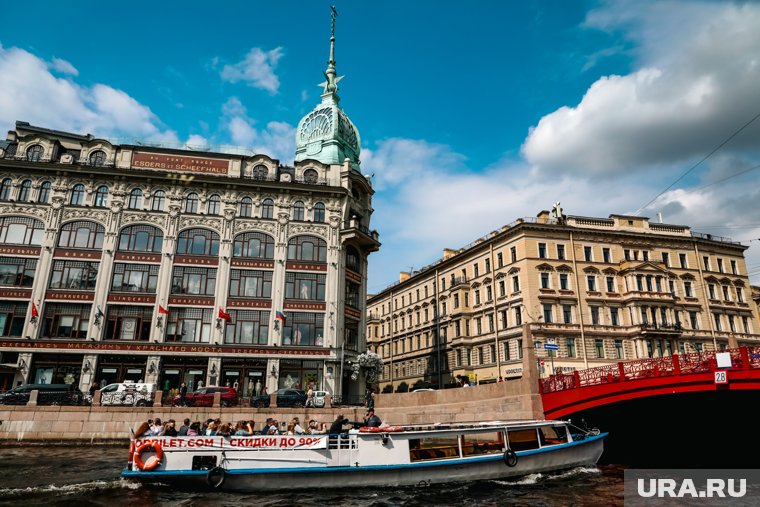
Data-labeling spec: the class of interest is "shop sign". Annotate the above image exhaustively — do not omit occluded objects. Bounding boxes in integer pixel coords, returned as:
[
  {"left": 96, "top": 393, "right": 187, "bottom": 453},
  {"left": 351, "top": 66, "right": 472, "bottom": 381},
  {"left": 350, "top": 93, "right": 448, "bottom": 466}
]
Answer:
[{"left": 131, "top": 152, "right": 229, "bottom": 175}]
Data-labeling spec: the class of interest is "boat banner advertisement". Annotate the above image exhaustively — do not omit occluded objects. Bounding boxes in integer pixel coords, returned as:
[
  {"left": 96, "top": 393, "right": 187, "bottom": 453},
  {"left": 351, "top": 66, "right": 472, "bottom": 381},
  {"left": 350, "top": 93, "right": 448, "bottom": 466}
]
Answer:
[
  {"left": 134, "top": 435, "right": 328, "bottom": 450},
  {"left": 624, "top": 469, "right": 759, "bottom": 506}
]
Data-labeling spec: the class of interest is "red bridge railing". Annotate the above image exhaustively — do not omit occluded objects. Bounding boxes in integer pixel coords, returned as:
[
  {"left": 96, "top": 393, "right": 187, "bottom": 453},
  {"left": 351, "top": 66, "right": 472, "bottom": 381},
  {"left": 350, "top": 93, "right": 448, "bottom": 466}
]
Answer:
[{"left": 539, "top": 346, "right": 760, "bottom": 394}]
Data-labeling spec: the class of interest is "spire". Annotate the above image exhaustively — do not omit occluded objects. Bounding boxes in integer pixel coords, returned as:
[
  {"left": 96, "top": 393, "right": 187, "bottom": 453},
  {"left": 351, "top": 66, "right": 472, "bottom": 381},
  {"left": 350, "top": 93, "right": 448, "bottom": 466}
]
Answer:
[{"left": 319, "top": 5, "right": 343, "bottom": 101}]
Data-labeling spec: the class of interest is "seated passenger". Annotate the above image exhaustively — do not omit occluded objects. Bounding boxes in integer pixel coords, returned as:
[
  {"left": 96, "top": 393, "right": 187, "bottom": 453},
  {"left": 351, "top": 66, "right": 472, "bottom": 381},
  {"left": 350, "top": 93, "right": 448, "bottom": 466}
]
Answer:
[
  {"left": 291, "top": 417, "right": 305, "bottom": 435},
  {"left": 217, "top": 423, "right": 232, "bottom": 437},
  {"left": 178, "top": 418, "right": 190, "bottom": 436},
  {"left": 364, "top": 409, "right": 382, "bottom": 428},
  {"left": 164, "top": 419, "right": 178, "bottom": 437},
  {"left": 187, "top": 422, "right": 201, "bottom": 436},
  {"left": 206, "top": 421, "right": 217, "bottom": 436},
  {"left": 134, "top": 421, "right": 150, "bottom": 439},
  {"left": 234, "top": 420, "right": 252, "bottom": 436},
  {"left": 307, "top": 420, "right": 325, "bottom": 434},
  {"left": 260, "top": 418, "right": 275, "bottom": 435},
  {"left": 147, "top": 418, "right": 164, "bottom": 436}
]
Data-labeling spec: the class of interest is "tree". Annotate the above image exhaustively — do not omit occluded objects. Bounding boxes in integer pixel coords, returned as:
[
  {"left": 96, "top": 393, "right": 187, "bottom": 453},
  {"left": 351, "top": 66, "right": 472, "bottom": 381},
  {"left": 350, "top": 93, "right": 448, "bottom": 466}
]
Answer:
[{"left": 350, "top": 351, "right": 384, "bottom": 384}]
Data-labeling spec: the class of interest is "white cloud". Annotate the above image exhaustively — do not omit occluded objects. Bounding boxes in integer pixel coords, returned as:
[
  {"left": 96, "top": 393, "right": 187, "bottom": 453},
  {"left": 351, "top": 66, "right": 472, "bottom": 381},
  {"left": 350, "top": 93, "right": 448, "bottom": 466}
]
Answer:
[
  {"left": 0, "top": 45, "right": 177, "bottom": 142},
  {"left": 221, "top": 97, "right": 295, "bottom": 163},
  {"left": 522, "top": 2, "right": 760, "bottom": 176},
  {"left": 221, "top": 47, "right": 284, "bottom": 94},
  {"left": 184, "top": 134, "right": 210, "bottom": 149},
  {"left": 50, "top": 57, "right": 78, "bottom": 76}
]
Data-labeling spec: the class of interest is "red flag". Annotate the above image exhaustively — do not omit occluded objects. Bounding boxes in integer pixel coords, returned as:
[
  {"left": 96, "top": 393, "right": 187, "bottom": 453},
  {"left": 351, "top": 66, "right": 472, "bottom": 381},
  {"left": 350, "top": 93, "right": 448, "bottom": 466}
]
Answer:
[
  {"left": 158, "top": 305, "right": 169, "bottom": 315},
  {"left": 31, "top": 302, "right": 39, "bottom": 318},
  {"left": 218, "top": 307, "right": 232, "bottom": 322}
]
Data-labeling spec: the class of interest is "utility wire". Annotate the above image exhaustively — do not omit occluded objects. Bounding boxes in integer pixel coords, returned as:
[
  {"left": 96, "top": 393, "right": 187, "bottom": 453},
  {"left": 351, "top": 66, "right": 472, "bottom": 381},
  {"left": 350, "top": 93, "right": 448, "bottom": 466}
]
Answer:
[{"left": 635, "top": 110, "right": 760, "bottom": 215}]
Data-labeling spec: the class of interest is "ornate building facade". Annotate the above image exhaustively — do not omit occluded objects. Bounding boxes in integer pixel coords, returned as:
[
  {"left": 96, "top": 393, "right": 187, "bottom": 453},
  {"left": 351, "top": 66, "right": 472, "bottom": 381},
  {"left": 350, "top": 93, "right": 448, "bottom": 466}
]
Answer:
[
  {"left": 0, "top": 27, "right": 379, "bottom": 396},
  {"left": 366, "top": 210, "right": 760, "bottom": 393}
]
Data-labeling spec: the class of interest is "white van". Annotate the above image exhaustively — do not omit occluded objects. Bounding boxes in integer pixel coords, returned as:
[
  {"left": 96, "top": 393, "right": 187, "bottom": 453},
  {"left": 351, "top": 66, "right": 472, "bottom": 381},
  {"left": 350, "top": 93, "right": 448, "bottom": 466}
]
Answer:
[{"left": 99, "top": 382, "right": 156, "bottom": 406}]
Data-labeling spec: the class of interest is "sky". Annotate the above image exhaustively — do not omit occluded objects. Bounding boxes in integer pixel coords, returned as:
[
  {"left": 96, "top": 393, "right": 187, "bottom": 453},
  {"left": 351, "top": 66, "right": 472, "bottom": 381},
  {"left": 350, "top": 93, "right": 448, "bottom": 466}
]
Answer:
[{"left": 1, "top": 0, "right": 760, "bottom": 291}]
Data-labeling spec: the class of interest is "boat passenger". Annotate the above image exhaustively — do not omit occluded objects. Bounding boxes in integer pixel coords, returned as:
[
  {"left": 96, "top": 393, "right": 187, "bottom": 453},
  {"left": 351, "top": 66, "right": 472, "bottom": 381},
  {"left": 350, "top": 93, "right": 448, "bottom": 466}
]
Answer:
[
  {"left": 178, "top": 418, "right": 190, "bottom": 436},
  {"left": 285, "top": 422, "right": 296, "bottom": 435},
  {"left": 329, "top": 415, "right": 348, "bottom": 435},
  {"left": 187, "top": 422, "right": 201, "bottom": 436},
  {"left": 364, "top": 409, "right": 382, "bottom": 428},
  {"left": 206, "top": 421, "right": 218, "bottom": 436},
  {"left": 234, "top": 420, "right": 253, "bottom": 436},
  {"left": 260, "top": 418, "right": 275, "bottom": 435},
  {"left": 292, "top": 417, "right": 305, "bottom": 435},
  {"left": 307, "top": 420, "right": 325, "bottom": 434},
  {"left": 134, "top": 421, "right": 150, "bottom": 439},
  {"left": 217, "top": 423, "right": 232, "bottom": 437},
  {"left": 148, "top": 418, "right": 164, "bottom": 436},
  {"left": 164, "top": 419, "right": 178, "bottom": 437}
]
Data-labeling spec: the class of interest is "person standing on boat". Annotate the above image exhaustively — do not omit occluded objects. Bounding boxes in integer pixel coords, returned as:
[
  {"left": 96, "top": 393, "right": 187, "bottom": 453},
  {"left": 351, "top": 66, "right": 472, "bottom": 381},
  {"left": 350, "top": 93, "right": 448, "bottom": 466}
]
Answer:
[
  {"left": 329, "top": 414, "right": 348, "bottom": 434},
  {"left": 364, "top": 408, "right": 382, "bottom": 428}
]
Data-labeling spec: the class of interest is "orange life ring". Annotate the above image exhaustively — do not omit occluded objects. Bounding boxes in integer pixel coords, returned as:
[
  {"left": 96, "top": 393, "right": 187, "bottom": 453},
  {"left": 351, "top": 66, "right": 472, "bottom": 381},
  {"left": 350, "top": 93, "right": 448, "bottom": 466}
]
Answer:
[
  {"left": 359, "top": 426, "right": 382, "bottom": 433},
  {"left": 133, "top": 441, "right": 164, "bottom": 471},
  {"left": 384, "top": 426, "right": 405, "bottom": 432}
]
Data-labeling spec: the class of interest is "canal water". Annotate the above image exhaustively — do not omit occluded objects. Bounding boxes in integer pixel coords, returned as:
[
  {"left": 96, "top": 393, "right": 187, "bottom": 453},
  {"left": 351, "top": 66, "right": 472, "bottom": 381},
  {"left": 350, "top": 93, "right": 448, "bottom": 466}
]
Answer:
[{"left": 0, "top": 446, "right": 624, "bottom": 506}]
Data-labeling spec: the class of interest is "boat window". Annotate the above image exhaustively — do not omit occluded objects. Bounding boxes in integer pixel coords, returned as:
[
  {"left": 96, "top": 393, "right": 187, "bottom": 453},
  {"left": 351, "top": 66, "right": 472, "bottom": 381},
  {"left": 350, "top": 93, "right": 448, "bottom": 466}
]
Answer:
[
  {"left": 460, "top": 432, "right": 504, "bottom": 457},
  {"left": 507, "top": 428, "right": 540, "bottom": 452},
  {"left": 539, "top": 425, "right": 569, "bottom": 446},
  {"left": 409, "top": 435, "right": 460, "bottom": 461}
]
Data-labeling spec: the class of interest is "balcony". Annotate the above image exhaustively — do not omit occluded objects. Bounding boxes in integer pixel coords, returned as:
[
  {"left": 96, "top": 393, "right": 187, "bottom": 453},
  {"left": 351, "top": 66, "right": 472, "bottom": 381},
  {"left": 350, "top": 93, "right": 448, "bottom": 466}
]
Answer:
[
  {"left": 637, "top": 323, "right": 683, "bottom": 336},
  {"left": 340, "top": 219, "right": 380, "bottom": 252}
]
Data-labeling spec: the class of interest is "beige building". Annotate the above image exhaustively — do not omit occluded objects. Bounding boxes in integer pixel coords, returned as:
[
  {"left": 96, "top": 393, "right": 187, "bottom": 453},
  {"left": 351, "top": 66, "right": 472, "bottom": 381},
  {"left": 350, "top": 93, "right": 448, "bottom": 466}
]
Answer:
[
  {"left": 367, "top": 210, "right": 760, "bottom": 393},
  {"left": 0, "top": 26, "right": 380, "bottom": 398}
]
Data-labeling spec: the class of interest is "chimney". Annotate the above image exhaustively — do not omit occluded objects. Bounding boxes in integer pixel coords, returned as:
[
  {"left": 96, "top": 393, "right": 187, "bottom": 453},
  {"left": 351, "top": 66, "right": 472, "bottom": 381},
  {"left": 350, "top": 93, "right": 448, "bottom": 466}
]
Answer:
[
  {"left": 536, "top": 210, "right": 551, "bottom": 223},
  {"left": 443, "top": 248, "right": 458, "bottom": 260},
  {"left": 399, "top": 272, "right": 411, "bottom": 283}
]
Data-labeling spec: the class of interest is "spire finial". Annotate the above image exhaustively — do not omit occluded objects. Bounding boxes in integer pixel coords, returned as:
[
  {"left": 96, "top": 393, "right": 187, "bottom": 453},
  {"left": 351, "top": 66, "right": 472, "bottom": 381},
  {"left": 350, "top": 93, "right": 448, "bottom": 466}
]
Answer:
[{"left": 319, "top": 5, "right": 343, "bottom": 98}]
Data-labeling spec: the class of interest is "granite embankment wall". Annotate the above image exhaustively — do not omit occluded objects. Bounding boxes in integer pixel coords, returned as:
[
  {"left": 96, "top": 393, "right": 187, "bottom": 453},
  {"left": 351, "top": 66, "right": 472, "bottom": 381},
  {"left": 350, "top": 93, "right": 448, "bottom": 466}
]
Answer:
[{"left": 0, "top": 376, "right": 543, "bottom": 443}]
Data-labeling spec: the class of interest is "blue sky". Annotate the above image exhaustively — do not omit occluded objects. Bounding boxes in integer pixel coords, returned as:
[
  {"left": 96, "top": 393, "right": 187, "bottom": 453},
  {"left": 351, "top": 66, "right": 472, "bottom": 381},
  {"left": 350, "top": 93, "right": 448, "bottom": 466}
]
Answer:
[{"left": 2, "top": 1, "right": 760, "bottom": 290}]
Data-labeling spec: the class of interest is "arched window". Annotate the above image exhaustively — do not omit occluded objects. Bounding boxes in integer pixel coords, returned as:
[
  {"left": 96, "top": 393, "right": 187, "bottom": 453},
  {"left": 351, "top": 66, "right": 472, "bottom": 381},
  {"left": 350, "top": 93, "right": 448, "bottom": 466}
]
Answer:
[
  {"left": 58, "top": 221, "right": 105, "bottom": 249},
  {"left": 303, "top": 168, "right": 319, "bottom": 184},
  {"left": 70, "top": 184, "right": 85, "bottom": 205},
  {"left": 151, "top": 190, "right": 166, "bottom": 211},
  {"left": 18, "top": 180, "right": 32, "bottom": 202},
  {"left": 261, "top": 198, "right": 274, "bottom": 219},
  {"left": 253, "top": 164, "right": 268, "bottom": 180},
  {"left": 38, "top": 181, "right": 51, "bottom": 204},
  {"left": 0, "top": 216, "right": 44, "bottom": 245},
  {"left": 128, "top": 188, "right": 143, "bottom": 209},
  {"left": 25, "top": 145, "right": 44, "bottom": 162},
  {"left": 239, "top": 197, "right": 253, "bottom": 218},
  {"left": 176, "top": 228, "right": 220, "bottom": 256},
  {"left": 94, "top": 185, "right": 109, "bottom": 207},
  {"left": 0, "top": 178, "right": 12, "bottom": 200},
  {"left": 118, "top": 225, "right": 163, "bottom": 253},
  {"left": 346, "top": 246, "right": 361, "bottom": 272},
  {"left": 184, "top": 193, "right": 199, "bottom": 213},
  {"left": 292, "top": 201, "right": 305, "bottom": 221},
  {"left": 288, "top": 235, "right": 327, "bottom": 262},
  {"left": 89, "top": 150, "right": 107, "bottom": 167},
  {"left": 233, "top": 232, "right": 275, "bottom": 259},
  {"left": 207, "top": 194, "right": 221, "bottom": 215},
  {"left": 313, "top": 202, "right": 325, "bottom": 223}
]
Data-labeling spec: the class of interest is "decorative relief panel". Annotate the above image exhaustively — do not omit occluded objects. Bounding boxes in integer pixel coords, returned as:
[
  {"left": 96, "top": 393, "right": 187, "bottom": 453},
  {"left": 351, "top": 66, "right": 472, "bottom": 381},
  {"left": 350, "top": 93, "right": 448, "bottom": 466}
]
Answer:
[
  {"left": 178, "top": 216, "right": 223, "bottom": 231},
  {"left": 61, "top": 208, "right": 109, "bottom": 225},
  {"left": 0, "top": 204, "right": 47, "bottom": 221},
  {"left": 233, "top": 220, "right": 276, "bottom": 235},
  {"left": 121, "top": 212, "right": 168, "bottom": 230},
  {"left": 289, "top": 224, "right": 328, "bottom": 240}
]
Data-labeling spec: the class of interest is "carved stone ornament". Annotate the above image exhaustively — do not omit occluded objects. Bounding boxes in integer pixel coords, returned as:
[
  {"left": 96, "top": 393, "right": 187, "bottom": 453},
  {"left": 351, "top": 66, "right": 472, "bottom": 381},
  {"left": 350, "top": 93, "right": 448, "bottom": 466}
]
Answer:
[
  {"left": 233, "top": 220, "right": 277, "bottom": 235},
  {"left": 179, "top": 216, "right": 223, "bottom": 231},
  {"left": 328, "top": 214, "right": 341, "bottom": 229},
  {"left": 277, "top": 212, "right": 289, "bottom": 226},
  {"left": 51, "top": 197, "right": 65, "bottom": 210},
  {"left": 121, "top": 212, "right": 168, "bottom": 230},
  {"left": 289, "top": 224, "right": 329, "bottom": 241},
  {"left": 0, "top": 204, "right": 47, "bottom": 221},
  {"left": 62, "top": 208, "right": 108, "bottom": 225}
]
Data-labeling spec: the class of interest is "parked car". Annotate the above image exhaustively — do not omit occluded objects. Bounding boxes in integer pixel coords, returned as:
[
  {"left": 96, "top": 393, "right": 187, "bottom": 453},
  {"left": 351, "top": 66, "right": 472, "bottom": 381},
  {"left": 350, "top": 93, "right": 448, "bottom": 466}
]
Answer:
[
  {"left": 312, "top": 390, "right": 329, "bottom": 408},
  {"left": 98, "top": 382, "right": 155, "bottom": 406},
  {"left": 251, "top": 388, "right": 307, "bottom": 408},
  {"left": 0, "top": 383, "right": 84, "bottom": 405},
  {"left": 172, "top": 386, "right": 238, "bottom": 407}
]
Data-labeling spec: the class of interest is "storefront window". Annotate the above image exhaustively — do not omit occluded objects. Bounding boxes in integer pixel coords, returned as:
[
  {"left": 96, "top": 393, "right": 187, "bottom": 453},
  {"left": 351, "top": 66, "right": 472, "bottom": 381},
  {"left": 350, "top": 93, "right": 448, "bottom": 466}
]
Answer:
[
  {"left": 282, "top": 312, "right": 324, "bottom": 346},
  {"left": 278, "top": 359, "right": 323, "bottom": 390}
]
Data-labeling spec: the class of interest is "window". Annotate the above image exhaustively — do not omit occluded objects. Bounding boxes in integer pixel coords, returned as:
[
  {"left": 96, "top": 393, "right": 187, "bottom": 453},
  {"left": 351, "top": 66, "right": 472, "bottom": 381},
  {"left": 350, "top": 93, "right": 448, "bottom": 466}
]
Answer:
[
  {"left": 292, "top": 201, "right": 305, "bottom": 221},
  {"left": 743, "top": 316, "right": 751, "bottom": 333},
  {"left": 485, "top": 258, "right": 491, "bottom": 273},
  {"left": 605, "top": 276, "right": 615, "bottom": 293},
  {"left": 497, "top": 252, "right": 503, "bottom": 267},
  {"left": 111, "top": 264, "right": 160, "bottom": 293},
  {"left": 239, "top": 197, "right": 253, "bottom": 217},
  {"left": 59, "top": 221, "right": 105, "bottom": 249},
  {"left": 224, "top": 310, "right": 270, "bottom": 344},
  {"left": 610, "top": 307, "right": 619, "bottom": 326},
  {"left": 474, "top": 290, "right": 481, "bottom": 305},
  {"left": 566, "top": 337, "right": 576, "bottom": 357},
  {"left": 49, "top": 260, "right": 99, "bottom": 290},
  {"left": 563, "top": 305, "right": 572, "bottom": 324},
  {"left": 661, "top": 252, "right": 670, "bottom": 267},
  {"left": 26, "top": 144, "right": 44, "bottom": 162},
  {"left": 0, "top": 303, "right": 28, "bottom": 337},
  {"left": 252, "top": 164, "right": 268, "bottom": 180},
  {"left": 713, "top": 313, "right": 722, "bottom": 331},
  {"left": 127, "top": 188, "right": 143, "bottom": 209},
  {"left": 0, "top": 216, "right": 44, "bottom": 245},
  {"left": 473, "top": 263, "right": 479, "bottom": 277},
  {"left": 261, "top": 198, "right": 274, "bottom": 219},
  {"left": 703, "top": 256, "right": 710, "bottom": 271},
  {"left": 41, "top": 303, "right": 91, "bottom": 339},
  {"left": 737, "top": 287, "right": 744, "bottom": 303},
  {"left": 70, "top": 184, "right": 85, "bottom": 205},
  {"left": 624, "top": 249, "right": 631, "bottom": 261},
  {"left": 303, "top": 168, "right": 319, "bottom": 183},
  {"left": 285, "top": 272, "right": 326, "bottom": 301},
  {"left": 346, "top": 246, "right": 361, "bottom": 272},
  {"left": 184, "top": 193, "right": 199, "bottom": 213},
  {"left": 642, "top": 251, "right": 649, "bottom": 262},
  {"left": 476, "top": 318, "right": 482, "bottom": 335},
  {"left": 679, "top": 253, "right": 687, "bottom": 268},
  {"left": 176, "top": 228, "right": 220, "bottom": 256},
  {"left": 510, "top": 247, "right": 517, "bottom": 262},
  {"left": 586, "top": 275, "right": 596, "bottom": 291},
  {"left": 165, "top": 307, "right": 213, "bottom": 343},
  {"left": 503, "top": 340, "right": 511, "bottom": 361},
  {"left": 517, "top": 338, "right": 523, "bottom": 358},
  {"left": 207, "top": 194, "right": 221, "bottom": 215},
  {"left": 708, "top": 284, "right": 716, "bottom": 299},
  {"left": 512, "top": 276, "right": 520, "bottom": 292},
  {"left": 151, "top": 190, "right": 166, "bottom": 211},
  {"left": 584, "top": 246, "right": 592, "bottom": 261},
  {"left": 684, "top": 281, "right": 693, "bottom": 298},
  {"left": 171, "top": 266, "right": 217, "bottom": 295},
  {"left": 557, "top": 244, "right": 565, "bottom": 260},
  {"left": 118, "top": 225, "right": 163, "bottom": 252},
  {"left": 590, "top": 306, "right": 600, "bottom": 325},
  {"left": 38, "top": 181, "right": 51, "bottom": 203},
  {"left": 18, "top": 180, "right": 32, "bottom": 201},
  {"left": 722, "top": 285, "right": 730, "bottom": 301},
  {"left": 614, "top": 340, "right": 623, "bottom": 359},
  {"left": 543, "top": 304, "right": 553, "bottom": 323},
  {"left": 313, "top": 202, "right": 325, "bottom": 223},
  {"left": 283, "top": 312, "right": 324, "bottom": 346},
  {"left": 233, "top": 232, "right": 274, "bottom": 259},
  {"left": 229, "top": 269, "right": 272, "bottom": 298},
  {"left": 731, "top": 260, "right": 737, "bottom": 275},
  {"left": 89, "top": 150, "right": 107, "bottom": 167},
  {"left": 486, "top": 285, "right": 493, "bottom": 301},
  {"left": 538, "top": 242, "right": 547, "bottom": 258},
  {"left": 595, "top": 339, "right": 604, "bottom": 358},
  {"left": 104, "top": 305, "right": 153, "bottom": 341},
  {"left": 288, "top": 235, "right": 327, "bottom": 262},
  {"left": 0, "top": 257, "right": 37, "bottom": 287},
  {"left": 514, "top": 307, "right": 522, "bottom": 326},
  {"left": 453, "top": 294, "right": 459, "bottom": 308},
  {"left": 717, "top": 259, "right": 724, "bottom": 273},
  {"left": 498, "top": 280, "right": 505, "bottom": 297},
  {"left": 540, "top": 272, "right": 550, "bottom": 289},
  {"left": 94, "top": 186, "right": 109, "bottom": 207},
  {"left": 559, "top": 273, "right": 569, "bottom": 290},
  {"left": 689, "top": 311, "right": 699, "bottom": 329},
  {"left": 488, "top": 314, "right": 494, "bottom": 332},
  {"left": 602, "top": 248, "right": 611, "bottom": 263}
]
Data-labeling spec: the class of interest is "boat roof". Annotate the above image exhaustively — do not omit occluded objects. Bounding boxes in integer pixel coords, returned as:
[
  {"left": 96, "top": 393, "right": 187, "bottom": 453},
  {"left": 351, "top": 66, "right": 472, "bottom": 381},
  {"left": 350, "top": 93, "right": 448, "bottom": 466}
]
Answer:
[{"left": 394, "top": 420, "right": 565, "bottom": 433}]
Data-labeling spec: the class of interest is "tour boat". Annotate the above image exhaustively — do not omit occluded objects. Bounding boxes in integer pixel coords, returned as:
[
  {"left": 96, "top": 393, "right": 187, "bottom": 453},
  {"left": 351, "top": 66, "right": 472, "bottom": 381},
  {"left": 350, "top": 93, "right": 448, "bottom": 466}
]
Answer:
[{"left": 121, "top": 420, "right": 606, "bottom": 491}]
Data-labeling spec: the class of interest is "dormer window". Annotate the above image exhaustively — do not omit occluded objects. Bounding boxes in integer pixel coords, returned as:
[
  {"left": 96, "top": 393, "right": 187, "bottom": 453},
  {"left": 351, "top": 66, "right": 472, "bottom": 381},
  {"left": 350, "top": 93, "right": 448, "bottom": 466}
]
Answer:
[
  {"left": 253, "top": 165, "right": 268, "bottom": 180},
  {"left": 26, "top": 145, "right": 44, "bottom": 162},
  {"left": 89, "top": 150, "right": 107, "bottom": 167},
  {"left": 303, "top": 168, "right": 318, "bottom": 184}
]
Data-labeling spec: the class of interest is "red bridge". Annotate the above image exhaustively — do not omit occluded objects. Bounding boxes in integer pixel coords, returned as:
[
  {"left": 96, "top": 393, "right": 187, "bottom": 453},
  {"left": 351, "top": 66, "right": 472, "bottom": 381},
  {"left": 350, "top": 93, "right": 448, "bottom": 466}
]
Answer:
[{"left": 539, "top": 346, "right": 760, "bottom": 419}]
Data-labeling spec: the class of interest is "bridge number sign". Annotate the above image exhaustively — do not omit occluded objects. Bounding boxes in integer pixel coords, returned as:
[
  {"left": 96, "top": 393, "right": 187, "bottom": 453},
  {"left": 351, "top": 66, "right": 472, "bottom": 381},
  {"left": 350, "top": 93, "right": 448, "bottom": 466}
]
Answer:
[{"left": 714, "top": 371, "right": 728, "bottom": 384}]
